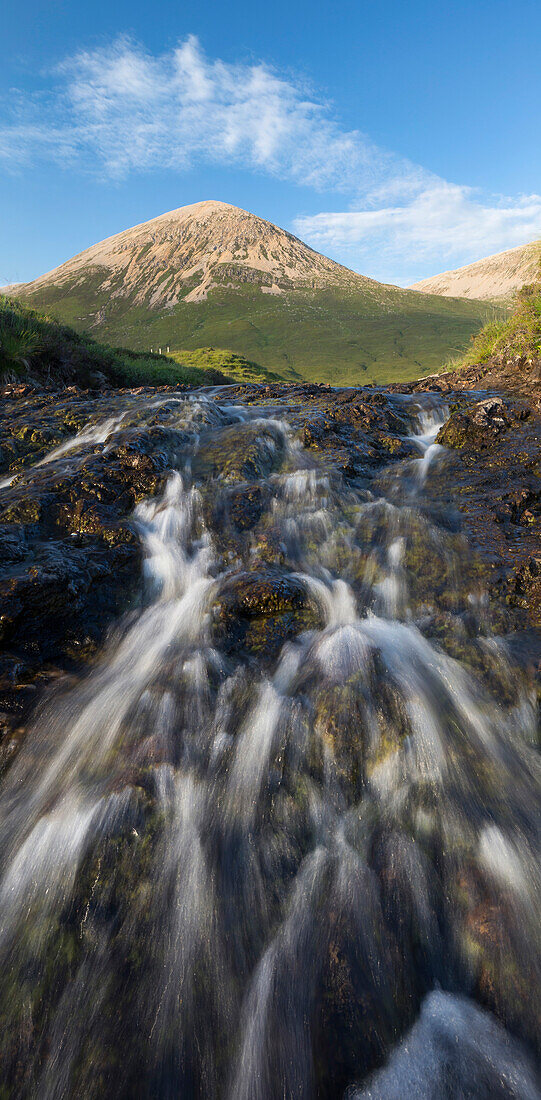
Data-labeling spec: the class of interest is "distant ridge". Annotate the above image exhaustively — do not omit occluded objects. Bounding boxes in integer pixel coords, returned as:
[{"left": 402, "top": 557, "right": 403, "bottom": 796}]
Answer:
[
  {"left": 4, "top": 200, "right": 497, "bottom": 385},
  {"left": 409, "top": 239, "right": 541, "bottom": 301}
]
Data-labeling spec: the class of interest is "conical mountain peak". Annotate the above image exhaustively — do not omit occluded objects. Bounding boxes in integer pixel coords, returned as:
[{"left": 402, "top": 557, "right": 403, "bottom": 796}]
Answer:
[{"left": 15, "top": 200, "right": 370, "bottom": 307}]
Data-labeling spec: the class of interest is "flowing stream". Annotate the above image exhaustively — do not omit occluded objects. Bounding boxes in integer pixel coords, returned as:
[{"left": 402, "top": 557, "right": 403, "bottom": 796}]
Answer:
[{"left": 0, "top": 389, "right": 539, "bottom": 1098}]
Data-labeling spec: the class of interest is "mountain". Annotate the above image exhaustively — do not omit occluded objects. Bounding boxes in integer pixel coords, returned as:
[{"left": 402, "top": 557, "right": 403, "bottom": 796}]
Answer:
[
  {"left": 409, "top": 239, "right": 541, "bottom": 302},
  {"left": 5, "top": 200, "right": 497, "bottom": 385},
  {"left": 6, "top": 201, "right": 369, "bottom": 307}
]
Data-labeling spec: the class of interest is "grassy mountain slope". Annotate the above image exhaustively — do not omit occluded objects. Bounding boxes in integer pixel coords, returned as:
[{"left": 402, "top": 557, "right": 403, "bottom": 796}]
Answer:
[
  {"left": 15, "top": 278, "right": 497, "bottom": 386},
  {"left": 6, "top": 200, "right": 498, "bottom": 385}
]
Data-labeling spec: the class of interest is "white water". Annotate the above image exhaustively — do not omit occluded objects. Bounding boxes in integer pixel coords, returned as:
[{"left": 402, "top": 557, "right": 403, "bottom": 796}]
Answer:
[
  {"left": 0, "top": 409, "right": 130, "bottom": 489},
  {"left": 409, "top": 402, "right": 449, "bottom": 481},
  {"left": 0, "top": 390, "right": 539, "bottom": 1099},
  {"left": 349, "top": 990, "right": 540, "bottom": 1099}
]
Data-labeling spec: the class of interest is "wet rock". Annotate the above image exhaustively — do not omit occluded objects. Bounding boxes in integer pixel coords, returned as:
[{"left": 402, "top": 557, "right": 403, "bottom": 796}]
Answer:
[
  {"left": 254, "top": 526, "right": 289, "bottom": 565},
  {"left": 194, "top": 423, "right": 285, "bottom": 482},
  {"left": 453, "top": 862, "right": 541, "bottom": 1051},
  {"left": 224, "top": 483, "right": 271, "bottom": 532},
  {"left": 303, "top": 421, "right": 325, "bottom": 448},
  {"left": 528, "top": 556, "right": 541, "bottom": 576},
  {"left": 313, "top": 683, "right": 366, "bottom": 798},
  {"left": 0, "top": 525, "right": 27, "bottom": 563},
  {"left": 214, "top": 570, "right": 323, "bottom": 658},
  {"left": 437, "top": 397, "right": 524, "bottom": 451},
  {"left": 0, "top": 493, "right": 43, "bottom": 526},
  {"left": 217, "top": 570, "right": 309, "bottom": 617},
  {"left": 54, "top": 499, "right": 138, "bottom": 546}
]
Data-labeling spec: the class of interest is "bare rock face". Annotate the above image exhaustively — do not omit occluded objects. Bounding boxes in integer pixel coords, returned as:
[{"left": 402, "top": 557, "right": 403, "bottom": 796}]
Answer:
[{"left": 5, "top": 200, "right": 373, "bottom": 311}]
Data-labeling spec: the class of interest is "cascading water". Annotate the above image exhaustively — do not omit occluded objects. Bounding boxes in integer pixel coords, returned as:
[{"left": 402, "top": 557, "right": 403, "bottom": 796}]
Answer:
[
  {"left": 409, "top": 401, "right": 449, "bottom": 482},
  {"left": 0, "top": 387, "right": 539, "bottom": 1099}
]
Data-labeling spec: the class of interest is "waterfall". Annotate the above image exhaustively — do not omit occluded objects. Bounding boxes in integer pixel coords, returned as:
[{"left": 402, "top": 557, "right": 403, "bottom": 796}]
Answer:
[{"left": 0, "top": 388, "right": 539, "bottom": 1099}]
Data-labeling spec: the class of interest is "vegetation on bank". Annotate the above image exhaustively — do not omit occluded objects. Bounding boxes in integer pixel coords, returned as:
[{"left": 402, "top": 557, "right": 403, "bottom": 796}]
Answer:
[
  {"left": 0, "top": 297, "right": 276, "bottom": 388},
  {"left": 451, "top": 270, "right": 541, "bottom": 371}
]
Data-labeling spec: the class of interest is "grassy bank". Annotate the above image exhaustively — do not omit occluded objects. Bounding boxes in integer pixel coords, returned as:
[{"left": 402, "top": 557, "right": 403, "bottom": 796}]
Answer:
[
  {"left": 445, "top": 270, "right": 541, "bottom": 373},
  {"left": 169, "top": 346, "right": 284, "bottom": 383},
  {"left": 0, "top": 297, "right": 278, "bottom": 389}
]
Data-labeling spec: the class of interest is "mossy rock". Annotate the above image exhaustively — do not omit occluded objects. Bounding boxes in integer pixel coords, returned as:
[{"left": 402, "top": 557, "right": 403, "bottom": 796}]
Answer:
[
  {"left": 53, "top": 500, "right": 137, "bottom": 546},
  {"left": 379, "top": 434, "right": 406, "bottom": 455},
  {"left": 217, "top": 571, "right": 310, "bottom": 617},
  {"left": 437, "top": 412, "right": 473, "bottom": 449},
  {"left": 226, "top": 483, "right": 271, "bottom": 532},
  {"left": 314, "top": 682, "right": 366, "bottom": 799},
  {"left": 242, "top": 607, "right": 320, "bottom": 657},
  {"left": 0, "top": 494, "right": 43, "bottom": 525},
  {"left": 194, "top": 424, "right": 284, "bottom": 483}
]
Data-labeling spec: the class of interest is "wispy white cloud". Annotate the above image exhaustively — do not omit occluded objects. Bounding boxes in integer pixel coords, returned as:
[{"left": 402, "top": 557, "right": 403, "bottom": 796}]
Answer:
[
  {"left": 295, "top": 183, "right": 541, "bottom": 281},
  {"left": 0, "top": 35, "right": 422, "bottom": 195}
]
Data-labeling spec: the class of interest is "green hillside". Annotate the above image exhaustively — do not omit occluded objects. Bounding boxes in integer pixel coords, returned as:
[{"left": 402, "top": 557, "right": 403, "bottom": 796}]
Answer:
[
  {"left": 15, "top": 278, "right": 498, "bottom": 386},
  {"left": 169, "top": 346, "right": 285, "bottom": 383}
]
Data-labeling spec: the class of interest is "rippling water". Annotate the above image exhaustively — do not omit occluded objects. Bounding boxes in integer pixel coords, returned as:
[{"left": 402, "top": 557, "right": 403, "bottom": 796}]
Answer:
[{"left": 0, "top": 390, "right": 539, "bottom": 1098}]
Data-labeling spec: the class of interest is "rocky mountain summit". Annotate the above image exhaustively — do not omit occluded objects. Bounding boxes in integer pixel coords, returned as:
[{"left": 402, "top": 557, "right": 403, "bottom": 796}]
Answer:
[
  {"left": 3, "top": 201, "right": 493, "bottom": 385},
  {"left": 6, "top": 200, "right": 371, "bottom": 309}
]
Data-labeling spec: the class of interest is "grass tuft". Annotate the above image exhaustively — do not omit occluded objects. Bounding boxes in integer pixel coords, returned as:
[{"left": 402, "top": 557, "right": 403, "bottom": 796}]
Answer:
[{"left": 0, "top": 312, "right": 42, "bottom": 379}]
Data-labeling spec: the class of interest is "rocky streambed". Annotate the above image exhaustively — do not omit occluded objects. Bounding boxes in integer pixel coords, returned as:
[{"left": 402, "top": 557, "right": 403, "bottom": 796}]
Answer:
[{"left": 0, "top": 379, "right": 539, "bottom": 1098}]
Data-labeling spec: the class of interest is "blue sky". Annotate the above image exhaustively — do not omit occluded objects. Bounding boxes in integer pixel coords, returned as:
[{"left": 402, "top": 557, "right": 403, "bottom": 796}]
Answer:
[{"left": 2, "top": 0, "right": 541, "bottom": 287}]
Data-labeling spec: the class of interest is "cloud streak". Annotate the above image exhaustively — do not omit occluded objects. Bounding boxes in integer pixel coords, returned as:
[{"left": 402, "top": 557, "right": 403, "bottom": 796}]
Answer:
[{"left": 294, "top": 183, "right": 541, "bottom": 280}]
